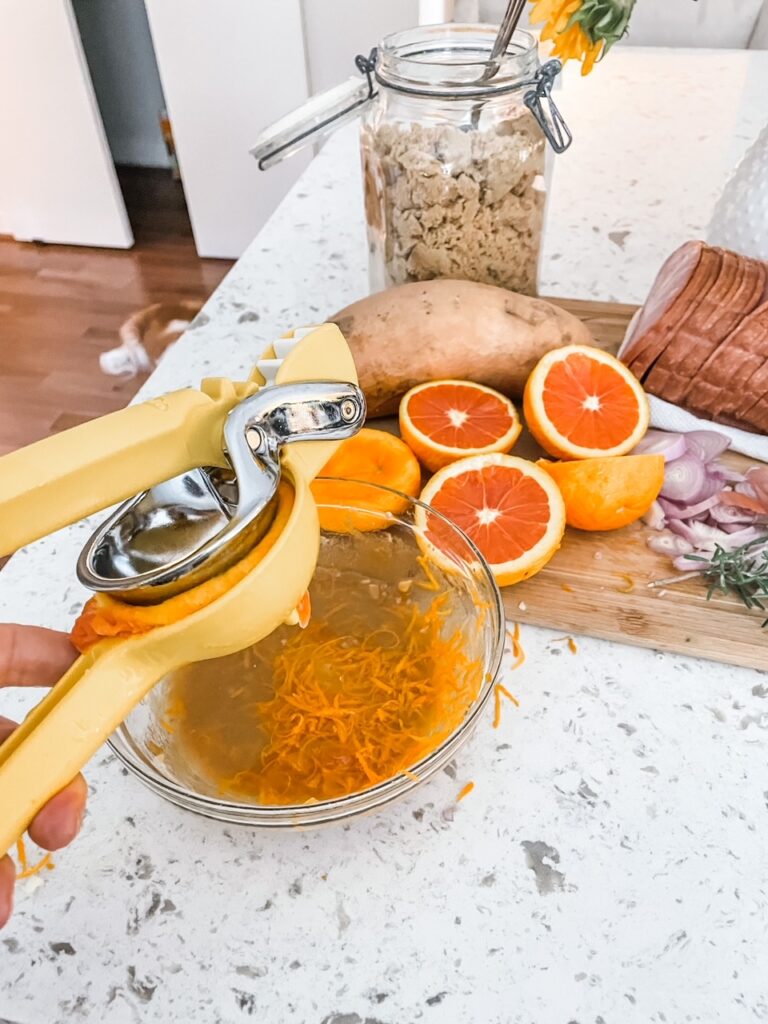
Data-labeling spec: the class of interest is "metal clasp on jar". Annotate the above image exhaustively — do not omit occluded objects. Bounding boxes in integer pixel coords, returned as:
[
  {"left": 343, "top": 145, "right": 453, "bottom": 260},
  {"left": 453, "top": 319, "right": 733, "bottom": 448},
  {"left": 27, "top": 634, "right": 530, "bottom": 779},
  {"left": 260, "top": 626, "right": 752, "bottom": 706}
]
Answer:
[{"left": 523, "top": 59, "right": 572, "bottom": 154}]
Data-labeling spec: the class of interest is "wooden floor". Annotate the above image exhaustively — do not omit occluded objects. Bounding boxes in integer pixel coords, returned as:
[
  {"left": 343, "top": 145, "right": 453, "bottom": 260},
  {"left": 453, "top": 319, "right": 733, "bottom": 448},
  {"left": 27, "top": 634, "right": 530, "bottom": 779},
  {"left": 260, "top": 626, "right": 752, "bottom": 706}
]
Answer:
[{"left": 0, "top": 168, "right": 233, "bottom": 457}]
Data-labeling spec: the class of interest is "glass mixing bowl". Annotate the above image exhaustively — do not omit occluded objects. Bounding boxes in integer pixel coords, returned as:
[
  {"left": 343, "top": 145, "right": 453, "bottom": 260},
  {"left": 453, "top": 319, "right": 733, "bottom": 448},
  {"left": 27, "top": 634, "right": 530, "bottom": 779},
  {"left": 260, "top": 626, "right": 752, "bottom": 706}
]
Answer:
[{"left": 110, "top": 482, "right": 504, "bottom": 828}]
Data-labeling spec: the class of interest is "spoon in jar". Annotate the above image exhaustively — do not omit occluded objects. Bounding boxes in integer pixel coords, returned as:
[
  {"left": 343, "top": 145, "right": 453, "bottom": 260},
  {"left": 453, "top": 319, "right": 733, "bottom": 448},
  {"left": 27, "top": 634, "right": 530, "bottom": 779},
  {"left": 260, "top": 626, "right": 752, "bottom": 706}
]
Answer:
[
  {"left": 471, "top": 0, "right": 527, "bottom": 126},
  {"left": 485, "top": 0, "right": 528, "bottom": 82}
]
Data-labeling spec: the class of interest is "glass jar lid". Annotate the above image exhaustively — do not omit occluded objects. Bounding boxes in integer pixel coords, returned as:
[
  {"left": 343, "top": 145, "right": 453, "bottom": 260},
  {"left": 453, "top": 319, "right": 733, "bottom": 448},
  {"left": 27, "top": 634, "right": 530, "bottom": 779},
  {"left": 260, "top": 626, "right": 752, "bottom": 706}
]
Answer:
[
  {"left": 375, "top": 24, "right": 541, "bottom": 97},
  {"left": 250, "top": 25, "right": 572, "bottom": 170}
]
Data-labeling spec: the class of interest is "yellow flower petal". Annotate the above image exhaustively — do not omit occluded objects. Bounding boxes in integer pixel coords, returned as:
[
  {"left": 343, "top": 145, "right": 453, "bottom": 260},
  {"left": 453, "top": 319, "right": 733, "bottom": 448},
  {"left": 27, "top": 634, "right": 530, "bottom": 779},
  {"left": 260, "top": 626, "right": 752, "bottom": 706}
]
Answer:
[
  {"left": 528, "top": 0, "right": 611, "bottom": 76},
  {"left": 581, "top": 40, "right": 603, "bottom": 75}
]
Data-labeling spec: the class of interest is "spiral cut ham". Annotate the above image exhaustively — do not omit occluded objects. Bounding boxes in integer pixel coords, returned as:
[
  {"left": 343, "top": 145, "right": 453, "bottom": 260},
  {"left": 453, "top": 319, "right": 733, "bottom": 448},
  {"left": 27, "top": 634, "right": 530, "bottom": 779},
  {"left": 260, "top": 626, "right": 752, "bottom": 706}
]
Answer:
[{"left": 622, "top": 241, "right": 768, "bottom": 434}]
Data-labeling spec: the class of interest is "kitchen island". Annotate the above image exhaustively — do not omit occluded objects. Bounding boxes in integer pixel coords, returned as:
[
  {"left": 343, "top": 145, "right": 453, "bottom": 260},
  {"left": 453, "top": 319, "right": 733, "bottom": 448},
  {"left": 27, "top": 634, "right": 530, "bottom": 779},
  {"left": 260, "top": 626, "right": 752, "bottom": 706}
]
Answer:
[{"left": 2, "top": 47, "right": 768, "bottom": 1024}]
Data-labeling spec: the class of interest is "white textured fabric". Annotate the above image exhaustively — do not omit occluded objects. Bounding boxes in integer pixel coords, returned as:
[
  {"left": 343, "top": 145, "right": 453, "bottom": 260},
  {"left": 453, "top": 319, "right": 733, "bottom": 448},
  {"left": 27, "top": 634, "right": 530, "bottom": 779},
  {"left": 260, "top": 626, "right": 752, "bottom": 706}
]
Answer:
[
  {"left": 708, "top": 123, "right": 768, "bottom": 259},
  {"left": 643, "top": 393, "right": 768, "bottom": 461}
]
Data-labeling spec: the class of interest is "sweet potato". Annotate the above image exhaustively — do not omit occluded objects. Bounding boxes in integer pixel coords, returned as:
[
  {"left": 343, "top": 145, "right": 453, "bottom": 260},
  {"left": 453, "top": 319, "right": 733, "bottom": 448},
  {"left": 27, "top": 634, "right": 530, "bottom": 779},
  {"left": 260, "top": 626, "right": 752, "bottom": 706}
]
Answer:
[{"left": 329, "top": 280, "right": 596, "bottom": 418}]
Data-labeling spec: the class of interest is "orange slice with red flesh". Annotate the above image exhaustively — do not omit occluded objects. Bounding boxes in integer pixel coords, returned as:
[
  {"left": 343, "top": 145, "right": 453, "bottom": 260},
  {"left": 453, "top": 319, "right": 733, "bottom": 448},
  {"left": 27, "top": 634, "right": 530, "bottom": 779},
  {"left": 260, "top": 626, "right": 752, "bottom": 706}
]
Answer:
[
  {"left": 524, "top": 345, "right": 649, "bottom": 460},
  {"left": 417, "top": 454, "right": 566, "bottom": 586},
  {"left": 399, "top": 379, "right": 521, "bottom": 473}
]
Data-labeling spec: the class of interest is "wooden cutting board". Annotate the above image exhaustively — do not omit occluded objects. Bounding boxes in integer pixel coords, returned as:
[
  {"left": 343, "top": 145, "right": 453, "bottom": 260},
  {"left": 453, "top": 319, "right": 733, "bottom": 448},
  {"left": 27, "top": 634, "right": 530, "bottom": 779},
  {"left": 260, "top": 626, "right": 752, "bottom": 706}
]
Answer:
[{"left": 506, "top": 297, "right": 767, "bottom": 671}]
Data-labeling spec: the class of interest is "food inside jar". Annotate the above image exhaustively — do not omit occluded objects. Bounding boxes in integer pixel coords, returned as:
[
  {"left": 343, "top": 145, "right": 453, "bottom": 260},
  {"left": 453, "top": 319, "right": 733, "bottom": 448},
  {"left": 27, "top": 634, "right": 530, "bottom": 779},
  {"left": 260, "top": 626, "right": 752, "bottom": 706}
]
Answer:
[
  {"left": 150, "top": 555, "right": 485, "bottom": 806},
  {"left": 362, "top": 109, "right": 546, "bottom": 295}
]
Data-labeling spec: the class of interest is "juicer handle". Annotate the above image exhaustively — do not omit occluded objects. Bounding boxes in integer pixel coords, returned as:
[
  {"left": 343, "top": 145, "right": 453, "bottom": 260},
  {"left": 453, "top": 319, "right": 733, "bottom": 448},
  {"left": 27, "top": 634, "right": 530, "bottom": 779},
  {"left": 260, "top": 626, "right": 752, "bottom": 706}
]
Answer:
[
  {"left": 0, "top": 641, "right": 170, "bottom": 857},
  {"left": 0, "top": 383, "right": 251, "bottom": 557}
]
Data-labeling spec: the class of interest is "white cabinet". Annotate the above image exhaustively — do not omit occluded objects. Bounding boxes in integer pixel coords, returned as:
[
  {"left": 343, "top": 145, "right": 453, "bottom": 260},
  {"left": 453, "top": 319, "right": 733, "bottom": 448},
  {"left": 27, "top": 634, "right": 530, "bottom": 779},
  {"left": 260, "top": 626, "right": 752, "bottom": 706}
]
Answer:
[
  {"left": 0, "top": 0, "right": 132, "bottom": 247},
  {"left": 144, "top": 0, "right": 312, "bottom": 259},
  {"left": 304, "top": 0, "right": 419, "bottom": 91},
  {"left": 0, "top": 0, "right": 424, "bottom": 256},
  {"left": 144, "top": 0, "right": 421, "bottom": 259}
]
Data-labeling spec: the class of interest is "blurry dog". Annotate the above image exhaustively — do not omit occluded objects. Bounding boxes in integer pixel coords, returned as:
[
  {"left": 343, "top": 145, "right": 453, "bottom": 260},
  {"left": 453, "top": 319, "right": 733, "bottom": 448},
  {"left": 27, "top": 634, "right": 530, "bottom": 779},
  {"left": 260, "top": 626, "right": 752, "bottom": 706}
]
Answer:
[{"left": 100, "top": 300, "right": 202, "bottom": 378}]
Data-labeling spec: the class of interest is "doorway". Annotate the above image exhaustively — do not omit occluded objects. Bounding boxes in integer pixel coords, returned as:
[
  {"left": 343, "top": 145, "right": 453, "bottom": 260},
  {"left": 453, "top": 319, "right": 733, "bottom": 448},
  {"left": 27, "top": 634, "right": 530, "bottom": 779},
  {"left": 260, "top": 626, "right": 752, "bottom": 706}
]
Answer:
[{"left": 71, "top": 0, "right": 192, "bottom": 246}]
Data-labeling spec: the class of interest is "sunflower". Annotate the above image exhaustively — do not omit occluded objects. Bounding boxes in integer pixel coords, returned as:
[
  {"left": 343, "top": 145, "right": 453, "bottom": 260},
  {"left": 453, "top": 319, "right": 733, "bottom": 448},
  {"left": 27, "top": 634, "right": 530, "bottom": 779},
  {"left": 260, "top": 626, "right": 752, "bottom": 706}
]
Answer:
[{"left": 529, "top": 0, "right": 636, "bottom": 75}]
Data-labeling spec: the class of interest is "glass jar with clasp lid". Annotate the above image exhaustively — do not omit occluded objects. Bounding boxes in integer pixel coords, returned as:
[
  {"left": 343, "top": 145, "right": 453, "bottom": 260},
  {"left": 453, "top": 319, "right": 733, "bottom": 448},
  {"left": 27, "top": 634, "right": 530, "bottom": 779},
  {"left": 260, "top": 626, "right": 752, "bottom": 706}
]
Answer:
[{"left": 252, "top": 23, "right": 571, "bottom": 297}]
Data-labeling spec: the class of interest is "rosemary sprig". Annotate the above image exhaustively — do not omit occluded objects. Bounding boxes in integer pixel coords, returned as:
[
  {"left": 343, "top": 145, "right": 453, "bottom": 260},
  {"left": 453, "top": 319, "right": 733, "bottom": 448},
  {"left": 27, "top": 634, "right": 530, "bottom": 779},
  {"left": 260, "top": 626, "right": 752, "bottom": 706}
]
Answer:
[{"left": 684, "top": 535, "right": 768, "bottom": 624}]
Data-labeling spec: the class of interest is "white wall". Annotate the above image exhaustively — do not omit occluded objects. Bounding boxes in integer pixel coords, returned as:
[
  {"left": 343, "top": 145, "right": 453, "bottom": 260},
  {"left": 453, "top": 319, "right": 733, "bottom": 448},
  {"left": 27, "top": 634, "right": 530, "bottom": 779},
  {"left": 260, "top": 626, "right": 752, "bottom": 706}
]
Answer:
[
  {"left": 72, "top": 0, "right": 169, "bottom": 167},
  {"left": 626, "top": 0, "right": 765, "bottom": 48},
  {"left": 0, "top": 0, "right": 132, "bottom": 247},
  {"left": 302, "top": 0, "right": 420, "bottom": 93},
  {"left": 478, "top": 0, "right": 528, "bottom": 28},
  {"left": 145, "top": 0, "right": 312, "bottom": 259},
  {"left": 477, "top": 0, "right": 767, "bottom": 47}
]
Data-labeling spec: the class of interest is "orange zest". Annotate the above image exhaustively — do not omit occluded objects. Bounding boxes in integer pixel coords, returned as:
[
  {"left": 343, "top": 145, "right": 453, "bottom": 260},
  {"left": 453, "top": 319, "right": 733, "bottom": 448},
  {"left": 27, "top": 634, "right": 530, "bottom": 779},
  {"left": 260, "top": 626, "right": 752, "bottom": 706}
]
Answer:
[
  {"left": 71, "top": 482, "right": 295, "bottom": 652},
  {"left": 617, "top": 573, "right": 635, "bottom": 594},
  {"left": 163, "top": 589, "right": 483, "bottom": 805},
  {"left": 415, "top": 554, "right": 440, "bottom": 592},
  {"left": 552, "top": 634, "right": 579, "bottom": 654},
  {"left": 296, "top": 591, "right": 312, "bottom": 629},
  {"left": 507, "top": 623, "right": 526, "bottom": 669},
  {"left": 311, "top": 428, "right": 421, "bottom": 534},
  {"left": 456, "top": 781, "right": 475, "bottom": 802},
  {"left": 15, "top": 837, "right": 54, "bottom": 880},
  {"left": 492, "top": 682, "right": 520, "bottom": 729},
  {"left": 506, "top": 622, "right": 522, "bottom": 659}
]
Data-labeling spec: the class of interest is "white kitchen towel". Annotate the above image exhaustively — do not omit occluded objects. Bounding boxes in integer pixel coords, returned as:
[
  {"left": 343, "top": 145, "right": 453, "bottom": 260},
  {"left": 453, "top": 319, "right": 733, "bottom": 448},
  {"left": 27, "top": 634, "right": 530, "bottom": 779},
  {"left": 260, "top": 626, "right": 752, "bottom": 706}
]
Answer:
[
  {"left": 618, "top": 315, "right": 768, "bottom": 462},
  {"left": 643, "top": 393, "right": 768, "bottom": 463}
]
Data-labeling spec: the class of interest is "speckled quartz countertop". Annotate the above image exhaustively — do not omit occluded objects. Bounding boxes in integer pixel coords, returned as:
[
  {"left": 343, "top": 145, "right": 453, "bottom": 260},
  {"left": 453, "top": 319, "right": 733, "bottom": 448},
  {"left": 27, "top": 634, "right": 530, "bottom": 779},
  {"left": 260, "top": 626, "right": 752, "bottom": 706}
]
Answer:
[{"left": 2, "top": 47, "right": 768, "bottom": 1024}]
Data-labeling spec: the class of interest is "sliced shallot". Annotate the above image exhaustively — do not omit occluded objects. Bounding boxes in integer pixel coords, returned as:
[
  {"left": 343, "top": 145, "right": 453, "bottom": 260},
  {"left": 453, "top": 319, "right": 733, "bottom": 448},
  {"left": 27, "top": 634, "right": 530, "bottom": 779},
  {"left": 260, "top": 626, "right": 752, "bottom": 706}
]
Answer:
[
  {"left": 666, "top": 519, "right": 731, "bottom": 547},
  {"left": 671, "top": 528, "right": 766, "bottom": 571},
  {"left": 672, "top": 554, "right": 706, "bottom": 572},
  {"left": 633, "top": 430, "right": 687, "bottom": 462},
  {"left": 660, "top": 453, "right": 707, "bottom": 503},
  {"left": 673, "top": 495, "right": 721, "bottom": 519},
  {"left": 647, "top": 532, "right": 694, "bottom": 556},
  {"left": 642, "top": 500, "right": 666, "bottom": 531},
  {"left": 683, "top": 430, "right": 730, "bottom": 463}
]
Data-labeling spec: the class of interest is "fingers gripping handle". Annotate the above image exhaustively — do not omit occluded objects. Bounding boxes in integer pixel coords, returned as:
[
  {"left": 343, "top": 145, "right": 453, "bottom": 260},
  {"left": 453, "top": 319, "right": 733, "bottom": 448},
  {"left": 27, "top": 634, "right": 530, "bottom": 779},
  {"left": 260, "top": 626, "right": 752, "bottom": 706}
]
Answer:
[{"left": 0, "top": 643, "right": 169, "bottom": 856}]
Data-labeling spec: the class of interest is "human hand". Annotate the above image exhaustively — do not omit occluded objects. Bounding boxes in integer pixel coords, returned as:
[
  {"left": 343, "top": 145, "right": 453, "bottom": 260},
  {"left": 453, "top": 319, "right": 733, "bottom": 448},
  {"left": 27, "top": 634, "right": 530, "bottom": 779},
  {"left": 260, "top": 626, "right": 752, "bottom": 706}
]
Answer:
[{"left": 0, "top": 624, "right": 84, "bottom": 928}]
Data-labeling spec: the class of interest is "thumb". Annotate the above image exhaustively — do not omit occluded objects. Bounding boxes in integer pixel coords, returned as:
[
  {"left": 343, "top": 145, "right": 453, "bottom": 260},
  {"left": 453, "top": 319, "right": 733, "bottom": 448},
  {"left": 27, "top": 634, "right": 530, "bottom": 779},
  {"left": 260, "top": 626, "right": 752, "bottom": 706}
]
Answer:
[
  {"left": 0, "top": 625, "right": 77, "bottom": 688},
  {"left": 0, "top": 855, "right": 14, "bottom": 929}
]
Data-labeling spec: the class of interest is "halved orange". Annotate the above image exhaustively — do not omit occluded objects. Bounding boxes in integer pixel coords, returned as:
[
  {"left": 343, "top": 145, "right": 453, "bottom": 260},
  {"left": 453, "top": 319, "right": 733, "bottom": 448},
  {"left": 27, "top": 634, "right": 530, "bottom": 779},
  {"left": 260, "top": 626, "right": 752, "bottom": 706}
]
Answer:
[
  {"left": 399, "top": 379, "right": 522, "bottom": 473},
  {"left": 524, "top": 345, "right": 649, "bottom": 459},
  {"left": 72, "top": 481, "right": 296, "bottom": 652},
  {"left": 417, "top": 454, "right": 566, "bottom": 586},
  {"left": 311, "top": 427, "right": 421, "bottom": 533},
  {"left": 538, "top": 454, "right": 664, "bottom": 531}
]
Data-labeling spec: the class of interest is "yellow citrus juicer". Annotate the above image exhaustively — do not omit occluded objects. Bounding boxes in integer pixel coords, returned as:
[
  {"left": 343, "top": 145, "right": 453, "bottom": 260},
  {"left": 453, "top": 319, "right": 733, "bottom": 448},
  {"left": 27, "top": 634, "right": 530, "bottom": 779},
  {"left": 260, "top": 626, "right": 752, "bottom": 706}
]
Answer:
[{"left": 0, "top": 324, "right": 364, "bottom": 856}]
